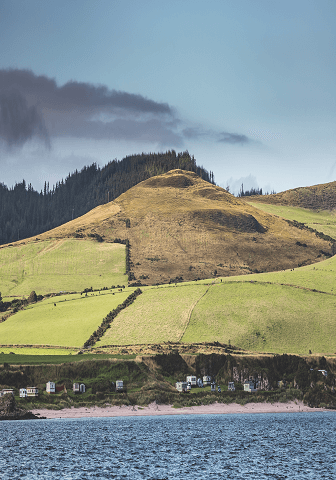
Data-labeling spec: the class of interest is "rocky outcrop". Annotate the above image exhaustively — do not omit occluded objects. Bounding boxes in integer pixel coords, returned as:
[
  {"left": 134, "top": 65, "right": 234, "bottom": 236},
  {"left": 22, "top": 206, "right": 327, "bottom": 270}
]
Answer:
[{"left": 0, "top": 394, "right": 41, "bottom": 421}]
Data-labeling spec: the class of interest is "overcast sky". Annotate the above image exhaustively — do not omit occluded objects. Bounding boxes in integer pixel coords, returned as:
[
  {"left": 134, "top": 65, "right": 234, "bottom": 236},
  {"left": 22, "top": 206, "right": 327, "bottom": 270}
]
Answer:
[{"left": 0, "top": 0, "right": 335, "bottom": 194}]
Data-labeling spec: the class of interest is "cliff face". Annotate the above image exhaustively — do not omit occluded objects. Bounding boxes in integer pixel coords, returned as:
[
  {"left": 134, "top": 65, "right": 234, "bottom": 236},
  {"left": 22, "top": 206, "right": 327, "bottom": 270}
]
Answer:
[{"left": 0, "top": 394, "right": 39, "bottom": 421}]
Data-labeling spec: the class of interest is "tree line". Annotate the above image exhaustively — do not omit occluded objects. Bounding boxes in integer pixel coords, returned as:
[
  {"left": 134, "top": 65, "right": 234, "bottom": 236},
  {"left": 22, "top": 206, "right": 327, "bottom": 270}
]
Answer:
[{"left": 0, "top": 151, "right": 214, "bottom": 245}]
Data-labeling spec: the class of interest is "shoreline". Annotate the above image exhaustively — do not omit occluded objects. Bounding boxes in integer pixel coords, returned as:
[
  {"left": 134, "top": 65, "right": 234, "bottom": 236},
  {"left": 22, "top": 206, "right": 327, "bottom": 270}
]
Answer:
[{"left": 31, "top": 400, "right": 333, "bottom": 419}]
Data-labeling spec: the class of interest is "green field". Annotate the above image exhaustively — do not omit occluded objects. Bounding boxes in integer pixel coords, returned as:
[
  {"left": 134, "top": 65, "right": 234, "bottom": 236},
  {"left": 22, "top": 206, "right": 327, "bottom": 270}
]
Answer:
[
  {"left": 1, "top": 202, "right": 335, "bottom": 356},
  {"left": 0, "top": 290, "right": 133, "bottom": 348},
  {"left": 183, "top": 282, "right": 336, "bottom": 355},
  {"left": 217, "top": 254, "right": 336, "bottom": 294},
  {"left": 95, "top": 253, "right": 336, "bottom": 355},
  {"left": 247, "top": 202, "right": 336, "bottom": 239},
  {"left": 0, "top": 347, "right": 76, "bottom": 355},
  {"left": 0, "top": 238, "right": 127, "bottom": 297},
  {"left": 0, "top": 352, "right": 136, "bottom": 364},
  {"left": 97, "top": 284, "right": 209, "bottom": 346}
]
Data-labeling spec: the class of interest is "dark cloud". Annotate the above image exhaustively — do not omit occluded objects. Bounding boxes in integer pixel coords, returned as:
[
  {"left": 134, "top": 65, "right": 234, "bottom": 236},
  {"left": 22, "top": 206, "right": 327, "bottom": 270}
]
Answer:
[
  {"left": 0, "top": 89, "right": 49, "bottom": 147},
  {"left": 218, "top": 132, "right": 250, "bottom": 144},
  {"left": 0, "top": 68, "right": 251, "bottom": 150},
  {"left": 0, "top": 68, "right": 177, "bottom": 147}
]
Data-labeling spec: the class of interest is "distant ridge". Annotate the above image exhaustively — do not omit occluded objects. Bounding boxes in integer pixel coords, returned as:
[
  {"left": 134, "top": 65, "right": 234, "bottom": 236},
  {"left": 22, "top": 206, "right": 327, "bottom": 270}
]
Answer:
[{"left": 251, "top": 181, "right": 336, "bottom": 210}]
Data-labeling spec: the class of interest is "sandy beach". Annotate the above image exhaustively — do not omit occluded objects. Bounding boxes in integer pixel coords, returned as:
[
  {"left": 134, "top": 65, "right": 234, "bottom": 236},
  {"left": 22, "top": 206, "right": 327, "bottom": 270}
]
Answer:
[{"left": 31, "top": 401, "right": 331, "bottom": 419}]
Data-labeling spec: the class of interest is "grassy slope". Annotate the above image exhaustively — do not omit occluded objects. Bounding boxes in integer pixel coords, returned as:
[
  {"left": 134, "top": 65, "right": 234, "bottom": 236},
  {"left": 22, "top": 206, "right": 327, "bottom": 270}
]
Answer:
[
  {"left": 247, "top": 202, "right": 336, "bottom": 239},
  {"left": 0, "top": 290, "right": 133, "bottom": 348},
  {"left": 97, "top": 254, "right": 336, "bottom": 355},
  {"left": 0, "top": 239, "right": 127, "bottom": 297},
  {"left": 97, "top": 284, "right": 209, "bottom": 346},
  {"left": 182, "top": 282, "right": 335, "bottom": 355}
]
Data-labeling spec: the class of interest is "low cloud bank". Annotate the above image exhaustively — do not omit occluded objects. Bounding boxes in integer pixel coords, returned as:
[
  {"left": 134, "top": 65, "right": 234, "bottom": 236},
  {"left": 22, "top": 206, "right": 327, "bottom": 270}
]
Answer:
[{"left": 0, "top": 68, "right": 252, "bottom": 150}]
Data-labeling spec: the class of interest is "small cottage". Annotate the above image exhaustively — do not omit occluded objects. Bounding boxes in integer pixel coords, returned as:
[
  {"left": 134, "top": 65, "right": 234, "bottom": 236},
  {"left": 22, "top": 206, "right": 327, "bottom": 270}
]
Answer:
[
  {"left": 176, "top": 381, "right": 188, "bottom": 393},
  {"left": 27, "top": 387, "right": 39, "bottom": 397},
  {"left": 73, "top": 383, "right": 80, "bottom": 393},
  {"left": 20, "top": 388, "right": 27, "bottom": 398},
  {"left": 228, "top": 382, "right": 235, "bottom": 391},
  {"left": 73, "top": 383, "right": 86, "bottom": 393},
  {"left": 186, "top": 376, "right": 197, "bottom": 387},
  {"left": 244, "top": 381, "right": 257, "bottom": 392},
  {"left": 46, "top": 381, "right": 56, "bottom": 394},
  {"left": 203, "top": 376, "right": 212, "bottom": 386},
  {"left": 211, "top": 382, "right": 216, "bottom": 392},
  {"left": 115, "top": 380, "right": 124, "bottom": 392},
  {"left": 1, "top": 389, "right": 14, "bottom": 396}
]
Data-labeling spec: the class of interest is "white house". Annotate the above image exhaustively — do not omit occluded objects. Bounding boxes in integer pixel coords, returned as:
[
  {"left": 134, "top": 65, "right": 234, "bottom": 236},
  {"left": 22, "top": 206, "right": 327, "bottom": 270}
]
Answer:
[
  {"left": 46, "top": 381, "right": 56, "bottom": 394},
  {"left": 0, "top": 389, "right": 14, "bottom": 397},
  {"left": 20, "top": 388, "right": 27, "bottom": 398},
  {"left": 228, "top": 382, "right": 235, "bottom": 391},
  {"left": 176, "top": 381, "right": 188, "bottom": 393},
  {"left": 27, "top": 387, "right": 39, "bottom": 397},
  {"left": 244, "top": 381, "right": 257, "bottom": 392},
  {"left": 73, "top": 383, "right": 86, "bottom": 393},
  {"left": 203, "top": 376, "right": 212, "bottom": 386},
  {"left": 186, "top": 376, "right": 197, "bottom": 387},
  {"left": 73, "top": 383, "right": 80, "bottom": 393}
]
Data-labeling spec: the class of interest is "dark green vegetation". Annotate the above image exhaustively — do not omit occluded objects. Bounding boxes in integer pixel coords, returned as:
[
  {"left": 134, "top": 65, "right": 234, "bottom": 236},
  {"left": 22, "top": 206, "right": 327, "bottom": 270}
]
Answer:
[
  {"left": 0, "top": 151, "right": 213, "bottom": 245},
  {"left": 0, "top": 392, "right": 40, "bottom": 420},
  {"left": 83, "top": 288, "right": 142, "bottom": 347},
  {"left": 1, "top": 353, "right": 335, "bottom": 410}
]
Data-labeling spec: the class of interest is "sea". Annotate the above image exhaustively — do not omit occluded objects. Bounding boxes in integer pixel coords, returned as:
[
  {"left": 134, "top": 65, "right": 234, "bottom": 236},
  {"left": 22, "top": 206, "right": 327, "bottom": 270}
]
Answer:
[{"left": 0, "top": 412, "right": 335, "bottom": 479}]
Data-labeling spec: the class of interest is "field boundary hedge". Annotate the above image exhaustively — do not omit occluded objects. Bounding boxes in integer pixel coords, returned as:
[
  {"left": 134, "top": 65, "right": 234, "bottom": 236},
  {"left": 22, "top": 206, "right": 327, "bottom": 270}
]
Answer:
[{"left": 83, "top": 288, "right": 142, "bottom": 348}]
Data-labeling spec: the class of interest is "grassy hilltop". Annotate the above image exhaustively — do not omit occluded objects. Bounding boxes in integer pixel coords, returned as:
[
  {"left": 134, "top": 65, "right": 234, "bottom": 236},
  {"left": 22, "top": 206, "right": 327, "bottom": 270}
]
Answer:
[{"left": 13, "top": 169, "right": 333, "bottom": 286}]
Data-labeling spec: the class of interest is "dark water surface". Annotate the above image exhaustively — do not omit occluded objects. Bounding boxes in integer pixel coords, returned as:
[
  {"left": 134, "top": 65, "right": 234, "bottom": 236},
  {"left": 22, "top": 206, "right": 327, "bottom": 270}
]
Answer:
[{"left": 0, "top": 412, "right": 335, "bottom": 479}]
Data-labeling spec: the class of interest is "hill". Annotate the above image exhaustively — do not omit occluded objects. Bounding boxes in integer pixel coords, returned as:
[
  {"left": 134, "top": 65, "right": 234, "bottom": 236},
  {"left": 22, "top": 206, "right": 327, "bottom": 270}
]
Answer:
[
  {"left": 0, "top": 151, "right": 213, "bottom": 245},
  {"left": 250, "top": 180, "right": 336, "bottom": 210},
  {"left": 23, "top": 169, "right": 334, "bottom": 285}
]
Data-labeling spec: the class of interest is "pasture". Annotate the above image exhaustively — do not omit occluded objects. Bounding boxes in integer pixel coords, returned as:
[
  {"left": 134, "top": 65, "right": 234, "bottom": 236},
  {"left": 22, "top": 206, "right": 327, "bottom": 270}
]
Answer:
[
  {"left": 96, "top": 284, "right": 209, "bottom": 346},
  {"left": 182, "top": 282, "right": 336, "bottom": 355},
  {"left": 247, "top": 202, "right": 336, "bottom": 239},
  {"left": 96, "top": 253, "right": 336, "bottom": 355},
  {"left": 216, "top": 254, "right": 336, "bottom": 295},
  {"left": 0, "top": 290, "right": 133, "bottom": 348},
  {"left": 0, "top": 239, "right": 127, "bottom": 297},
  {"left": 0, "top": 352, "right": 136, "bottom": 364}
]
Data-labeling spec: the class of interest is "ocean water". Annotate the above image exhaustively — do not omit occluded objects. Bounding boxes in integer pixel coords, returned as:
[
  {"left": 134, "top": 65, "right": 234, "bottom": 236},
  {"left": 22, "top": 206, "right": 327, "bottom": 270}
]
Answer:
[{"left": 0, "top": 412, "right": 335, "bottom": 479}]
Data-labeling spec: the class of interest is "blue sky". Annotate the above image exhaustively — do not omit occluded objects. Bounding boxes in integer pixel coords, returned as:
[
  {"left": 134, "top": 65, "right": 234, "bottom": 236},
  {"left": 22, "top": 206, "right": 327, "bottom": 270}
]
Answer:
[{"left": 0, "top": 0, "right": 335, "bottom": 194}]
